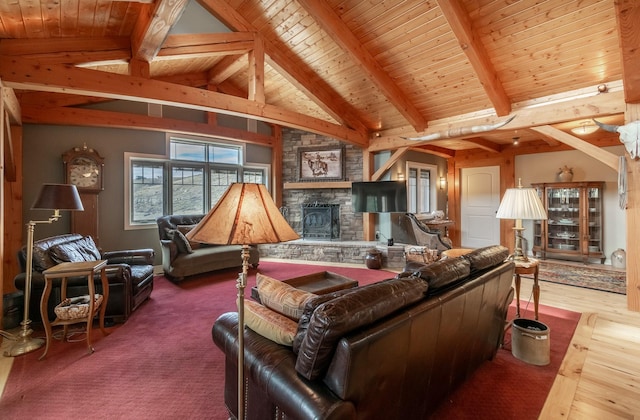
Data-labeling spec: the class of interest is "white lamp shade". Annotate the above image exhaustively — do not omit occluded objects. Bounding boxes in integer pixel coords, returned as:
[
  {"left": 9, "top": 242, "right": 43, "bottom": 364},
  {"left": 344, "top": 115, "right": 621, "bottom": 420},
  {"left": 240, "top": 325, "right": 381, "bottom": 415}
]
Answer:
[{"left": 496, "top": 186, "right": 547, "bottom": 220}]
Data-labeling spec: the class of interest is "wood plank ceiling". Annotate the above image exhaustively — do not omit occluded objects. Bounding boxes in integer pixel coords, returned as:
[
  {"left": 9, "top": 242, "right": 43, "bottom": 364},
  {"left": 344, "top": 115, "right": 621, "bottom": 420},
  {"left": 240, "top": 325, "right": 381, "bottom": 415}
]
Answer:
[{"left": 0, "top": 0, "right": 638, "bottom": 154}]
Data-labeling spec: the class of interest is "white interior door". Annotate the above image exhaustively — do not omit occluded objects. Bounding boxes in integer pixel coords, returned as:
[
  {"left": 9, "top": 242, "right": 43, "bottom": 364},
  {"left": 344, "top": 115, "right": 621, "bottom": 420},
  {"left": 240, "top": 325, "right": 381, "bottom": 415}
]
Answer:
[{"left": 460, "top": 166, "right": 501, "bottom": 248}]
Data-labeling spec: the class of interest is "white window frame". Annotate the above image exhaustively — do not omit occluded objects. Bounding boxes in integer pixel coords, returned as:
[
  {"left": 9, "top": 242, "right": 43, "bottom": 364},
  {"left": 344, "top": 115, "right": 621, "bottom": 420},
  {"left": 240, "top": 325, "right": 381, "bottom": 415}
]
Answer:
[
  {"left": 124, "top": 135, "right": 268, "bottom": 230},
  {"left": 405, "top": 161, "right": 438, "bottom": 214}
]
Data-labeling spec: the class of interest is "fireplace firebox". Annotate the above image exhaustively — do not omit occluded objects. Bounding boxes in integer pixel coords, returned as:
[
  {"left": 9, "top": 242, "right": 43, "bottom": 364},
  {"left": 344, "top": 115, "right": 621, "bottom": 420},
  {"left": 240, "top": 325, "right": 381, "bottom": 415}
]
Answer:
[{"left": 301, "top": 203, "right": 340, "bottom": 240}]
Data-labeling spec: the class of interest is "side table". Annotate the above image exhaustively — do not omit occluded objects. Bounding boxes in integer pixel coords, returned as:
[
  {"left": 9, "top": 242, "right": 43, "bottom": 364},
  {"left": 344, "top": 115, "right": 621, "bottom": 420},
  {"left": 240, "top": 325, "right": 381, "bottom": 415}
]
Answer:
[
  {"left": 513, "top": 258, "right": 540, "bottom": 320},
  {"left": 39, "top": 260, "right": 110, "bottom": 360}
]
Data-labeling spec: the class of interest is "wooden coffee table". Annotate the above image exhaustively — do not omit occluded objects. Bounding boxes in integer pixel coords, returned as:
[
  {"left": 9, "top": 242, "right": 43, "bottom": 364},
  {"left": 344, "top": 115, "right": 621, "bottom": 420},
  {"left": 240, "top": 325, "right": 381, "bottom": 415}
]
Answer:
[{"left": 251, "top": 271, "right": 359, "bottom": 303}]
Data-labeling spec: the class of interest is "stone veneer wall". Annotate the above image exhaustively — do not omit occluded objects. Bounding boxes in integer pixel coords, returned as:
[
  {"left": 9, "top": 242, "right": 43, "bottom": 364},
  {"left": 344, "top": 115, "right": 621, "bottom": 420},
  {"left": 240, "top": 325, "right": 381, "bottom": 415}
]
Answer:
[
  {"left": 279, "top": 129, "right": 364, "bottom": 241},
  {"left": 259, "top": 128, "right": 397, "bottom": 265},
  {"left": 258, "top": 241, "right": 406, "bottom": 269}
]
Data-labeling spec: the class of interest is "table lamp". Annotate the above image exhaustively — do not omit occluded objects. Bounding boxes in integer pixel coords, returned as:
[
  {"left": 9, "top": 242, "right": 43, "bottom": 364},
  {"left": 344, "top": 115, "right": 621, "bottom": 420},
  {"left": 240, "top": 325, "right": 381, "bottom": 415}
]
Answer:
[
  {"left": 496, "top": 179, "right": 547, "bottom": 262},
  {"left": 1, "top": 183, "right": 84, "bottom": 357},
  {"left": 186, "top": 183, "right": 299, "bottom": 420}
]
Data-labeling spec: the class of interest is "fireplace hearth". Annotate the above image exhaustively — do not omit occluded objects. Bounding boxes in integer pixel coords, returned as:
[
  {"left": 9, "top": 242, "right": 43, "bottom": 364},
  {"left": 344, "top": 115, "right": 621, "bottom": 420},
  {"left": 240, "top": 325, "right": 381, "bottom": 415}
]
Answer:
[{"left": 302, "top": 202, "right": 340, "bottom": 240}]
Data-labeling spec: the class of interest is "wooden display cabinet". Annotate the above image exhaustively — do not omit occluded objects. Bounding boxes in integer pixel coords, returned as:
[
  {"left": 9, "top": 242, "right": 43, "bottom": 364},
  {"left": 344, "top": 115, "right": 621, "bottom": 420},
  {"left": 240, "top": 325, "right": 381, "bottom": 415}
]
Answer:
[{"left": 532, "top": 182, "right": 605, "bottom": 264}]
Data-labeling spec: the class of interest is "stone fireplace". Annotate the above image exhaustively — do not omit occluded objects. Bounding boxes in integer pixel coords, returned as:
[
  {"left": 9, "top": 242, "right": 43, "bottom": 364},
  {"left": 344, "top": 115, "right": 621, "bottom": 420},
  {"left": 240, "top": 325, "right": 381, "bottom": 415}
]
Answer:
[{"left": 301, "top": 202, "right": 340, "bottom": 240}]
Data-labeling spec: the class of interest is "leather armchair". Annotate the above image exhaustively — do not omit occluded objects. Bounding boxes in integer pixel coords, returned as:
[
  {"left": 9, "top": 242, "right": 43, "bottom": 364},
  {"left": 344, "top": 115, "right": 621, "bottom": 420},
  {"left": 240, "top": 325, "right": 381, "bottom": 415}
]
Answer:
[{"left": 14, "top": 234, "right": 154, "bottom": 324}]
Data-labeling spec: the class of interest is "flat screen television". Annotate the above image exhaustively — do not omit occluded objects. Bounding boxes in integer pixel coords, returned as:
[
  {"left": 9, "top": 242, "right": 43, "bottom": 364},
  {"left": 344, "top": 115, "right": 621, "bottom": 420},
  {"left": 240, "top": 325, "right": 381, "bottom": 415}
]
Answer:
[{"left": 352, "top": 181, "right": 408, "bottom": 213}]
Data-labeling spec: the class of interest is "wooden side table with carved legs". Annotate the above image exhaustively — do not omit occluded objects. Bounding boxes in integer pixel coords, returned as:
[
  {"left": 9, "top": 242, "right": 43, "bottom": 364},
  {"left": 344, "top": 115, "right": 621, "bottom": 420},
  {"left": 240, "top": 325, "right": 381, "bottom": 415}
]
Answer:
[
  {"left": 39, "top": 260, "right": 110, "bottom": 360},
  {"left": 513, "top": 258, "right": 540, "bottom": 320}
]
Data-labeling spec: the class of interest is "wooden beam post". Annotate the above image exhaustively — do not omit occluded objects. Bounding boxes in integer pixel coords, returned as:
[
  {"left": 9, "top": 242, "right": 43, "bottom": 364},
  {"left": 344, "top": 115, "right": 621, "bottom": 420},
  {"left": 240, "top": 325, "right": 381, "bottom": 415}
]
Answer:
[{"left": 625, "top": 103, "right": 640, "bottom": 311}]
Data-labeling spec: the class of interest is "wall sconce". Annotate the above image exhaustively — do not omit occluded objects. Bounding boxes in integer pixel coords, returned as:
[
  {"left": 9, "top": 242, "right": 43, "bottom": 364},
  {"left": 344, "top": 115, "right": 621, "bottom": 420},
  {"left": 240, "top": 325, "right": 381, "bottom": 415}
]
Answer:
[
  {"left": 440, "top": 177, "right": 446, "bottom": 190},
  {"left": 397, "top": 171, "right": 405, "bottom": 181}
]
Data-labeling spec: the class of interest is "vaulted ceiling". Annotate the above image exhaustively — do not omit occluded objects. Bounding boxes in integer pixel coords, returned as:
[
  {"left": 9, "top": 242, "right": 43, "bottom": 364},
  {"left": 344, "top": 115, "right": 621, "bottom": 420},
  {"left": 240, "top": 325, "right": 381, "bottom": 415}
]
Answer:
[{"left": 0, "top": 0, "right": 638, "bottom": 156}]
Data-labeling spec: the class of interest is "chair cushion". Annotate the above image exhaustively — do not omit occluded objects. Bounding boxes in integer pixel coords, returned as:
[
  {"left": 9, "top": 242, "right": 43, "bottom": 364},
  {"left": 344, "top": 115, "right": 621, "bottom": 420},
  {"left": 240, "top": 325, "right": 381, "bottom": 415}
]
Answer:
[
  {"left": 410, "top": 256, "right": 470, "bottom": 295},
  {"left": 295, "top": 277, "right": 428, "bottom": 380},
  {"left": 171, "top": 230, "right": 193, "bottom": 254},
  {"left": 49, "top": 236, "right": 102, "bottom": 264},
  {"left": 29, "top": 234, "right": 84, "bottom": 271},
  {"left": 177, "top": 224, "right": 203, "bottom": 250},
  {"left": 292, "top": 288, "right": 356, "bottom": 354},
  {"left": 244, "top": 299, "right": 298, "bottom": 346},
  {"left": 256, "top": 273, "right": 317, "bottom": 321},
  {"left": 463, "top": 245, "right": 509, "bottom": 273}
]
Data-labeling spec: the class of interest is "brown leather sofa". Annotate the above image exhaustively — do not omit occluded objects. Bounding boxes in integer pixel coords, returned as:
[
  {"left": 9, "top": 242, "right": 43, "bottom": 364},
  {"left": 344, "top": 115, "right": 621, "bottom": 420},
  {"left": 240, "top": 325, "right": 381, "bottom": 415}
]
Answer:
[
  {"left": 14, "top": 234, "right": 154, "bottom": 324},
  {"left": 212, "top": 245, "right": 514, "bottom": 419},
  {"left": 156, "top": 214, "right": 259, "bottom": 282}
]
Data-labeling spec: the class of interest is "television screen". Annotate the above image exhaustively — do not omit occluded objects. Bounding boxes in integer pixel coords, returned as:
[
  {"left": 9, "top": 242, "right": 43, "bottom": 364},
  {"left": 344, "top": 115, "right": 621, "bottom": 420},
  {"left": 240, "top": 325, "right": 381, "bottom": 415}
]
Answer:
[{"left": 352, "top": 181, "right": 408, "bottom": 213}]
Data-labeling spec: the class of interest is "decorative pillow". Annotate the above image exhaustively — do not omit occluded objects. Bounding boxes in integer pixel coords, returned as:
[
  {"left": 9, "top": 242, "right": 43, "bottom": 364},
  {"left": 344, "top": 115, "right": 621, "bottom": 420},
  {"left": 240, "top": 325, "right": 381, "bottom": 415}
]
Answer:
[
  {"left": 292, "top": 288, "right": 356, "bottom": 354},
  {"left": 177, "top": 224, "right": 202, "bottom": 250},
  {"left": 463, "top": 245, "right": 509, "bottom": 273},
  {"left": 49, "top": 236, "right": 101, "bottom": 264},
  {"left": 295, "top": 277, "right": 428, "bottom": 380},
  {"left": 172, "top": 230, "right": 193, "bottom": 254},
  {"left": 244, "top": 299, "right": 298, "bottom": 346},
  {"left": 411, "top": 256, "right": 470, "bottom": 295},
  {"left": 256, "top": 273, "right": 317, "bottom": 321}
]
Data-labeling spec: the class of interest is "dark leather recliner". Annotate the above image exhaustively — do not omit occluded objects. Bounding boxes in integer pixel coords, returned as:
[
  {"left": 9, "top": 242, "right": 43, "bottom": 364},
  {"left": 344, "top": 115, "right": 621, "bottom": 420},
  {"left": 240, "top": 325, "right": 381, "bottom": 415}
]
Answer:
[{"left": 14, "top": 234, "right": 154, "bottom": 324}]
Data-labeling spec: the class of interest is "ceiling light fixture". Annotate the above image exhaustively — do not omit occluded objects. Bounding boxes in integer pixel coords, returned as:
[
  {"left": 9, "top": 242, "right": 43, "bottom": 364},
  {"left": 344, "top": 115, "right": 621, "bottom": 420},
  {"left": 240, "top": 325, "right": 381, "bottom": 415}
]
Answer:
[
  {"left": 570, "top": 121, "right": 598, "bottom": 136},
  {"left": 512, "top": 137, "right": 519, "bottom": 145}
]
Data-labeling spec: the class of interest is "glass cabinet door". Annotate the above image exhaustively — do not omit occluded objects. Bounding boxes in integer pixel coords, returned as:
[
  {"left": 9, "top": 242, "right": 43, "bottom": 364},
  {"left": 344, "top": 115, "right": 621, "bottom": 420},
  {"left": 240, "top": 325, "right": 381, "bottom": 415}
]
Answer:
[
  {"left": 532, "top": 182, "right": 604, "bottom": 263},
  {"left": 546, "top": 187, "right": 580, "bottom": 253},
  {"left": 533, "top": 187, "right": 544, "bottom": 250},
  {"left": 586, "top": 186, "right": 603, "bottom": 255}
]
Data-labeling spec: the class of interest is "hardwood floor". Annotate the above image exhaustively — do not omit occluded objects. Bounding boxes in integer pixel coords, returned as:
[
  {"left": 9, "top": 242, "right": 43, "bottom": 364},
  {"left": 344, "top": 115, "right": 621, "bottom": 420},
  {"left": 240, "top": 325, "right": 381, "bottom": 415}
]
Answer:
[{"left": 1, "top": 260, "right": 639, "bottom": 418}]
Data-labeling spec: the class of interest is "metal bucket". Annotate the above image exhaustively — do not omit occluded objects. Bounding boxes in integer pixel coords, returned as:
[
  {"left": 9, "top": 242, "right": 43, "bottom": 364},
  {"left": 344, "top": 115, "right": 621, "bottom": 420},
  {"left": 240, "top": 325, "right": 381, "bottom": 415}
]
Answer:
[{"left": 511, "top": 318, "right": 550, "bottom": 366}]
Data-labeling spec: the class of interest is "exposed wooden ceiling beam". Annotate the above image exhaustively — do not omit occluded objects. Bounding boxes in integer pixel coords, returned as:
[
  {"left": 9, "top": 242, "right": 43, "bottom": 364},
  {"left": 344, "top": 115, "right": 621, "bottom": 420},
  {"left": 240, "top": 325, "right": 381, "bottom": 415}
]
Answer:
[
  {"left": 131, "top": 0, "right": 189, "bottom": 62},
  {"left": 529, "top": 129, "right": 561, "bottom": 147},
  {"left": 248, "top": 37, "right": 265, "bottom": 103},
  {"left": 155, "top": 71, "right": 210, "bottom": 88},
  {"left": 208, "top": 54, "right": 247, "bottom": 85},
  {"left": 0, "top": 37, "right": 131, "bottom": 65},
  {"left": 464, "top": 137, "right": 502, "bottom": 153},
  {"left": 615, "top": 0, "right": 640, "bottom": 103},
  {"left": 297, "top": 0, "right": 428, "bottom": 132},
  {"left": 3, "top": 112, "right": 16, "bottom": 181},
  {"left": 371, "top": 147, "right": 409, "bottom": 181},
  {"left": 157, "top": 33, "right": 255, "bottom": 60},
  {"left": 0, "top": 57, "right": 367, "bottom": 146},
  {"left": 199, "top": 0, "right": 370, "bottom": 136},
  {"left": 530, "top": 125, "right": 619, "bottom": 171},
  {"left": 411, "top": 145, "right": 455, "bottom": 159},
  {"left": 437, "top": 0, "right": 511, "bottom": 116},
  {"left": 20, "top": 105, "right": 274, "bottom": 147},
  {"left": 16, "top": 91, "right": 110, "bottom": 108},
  {"left": 1, "top": 84, "right": 21, "bottom": 124}
]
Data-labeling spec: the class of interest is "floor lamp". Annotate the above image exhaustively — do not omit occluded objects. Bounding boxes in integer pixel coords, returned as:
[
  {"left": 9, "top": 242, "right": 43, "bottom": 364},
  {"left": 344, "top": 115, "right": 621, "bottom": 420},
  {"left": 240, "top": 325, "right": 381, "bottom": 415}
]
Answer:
[
  {"left": 1, "top": 183, "right": 84, "bottom": 357},
  {"left": 186, "top": 183, "right": 299, "bottom": 420},
  {"left": 496, "top": 179, "right": 547, "bottom": 262}
]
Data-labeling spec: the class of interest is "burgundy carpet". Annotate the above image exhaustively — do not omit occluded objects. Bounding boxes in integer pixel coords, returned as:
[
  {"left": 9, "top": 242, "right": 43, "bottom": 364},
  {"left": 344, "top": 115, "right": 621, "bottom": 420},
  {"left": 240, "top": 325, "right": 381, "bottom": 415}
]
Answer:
[{"left": 0, "top": 262, "right": 579, "bottom": 419}]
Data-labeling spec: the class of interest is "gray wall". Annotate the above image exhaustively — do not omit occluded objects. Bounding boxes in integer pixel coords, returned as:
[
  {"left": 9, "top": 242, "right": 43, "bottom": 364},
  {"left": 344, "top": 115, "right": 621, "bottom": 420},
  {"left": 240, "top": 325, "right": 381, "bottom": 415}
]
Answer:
[{"left": 22, "top": 122, "right": 271, "bottom": 265}]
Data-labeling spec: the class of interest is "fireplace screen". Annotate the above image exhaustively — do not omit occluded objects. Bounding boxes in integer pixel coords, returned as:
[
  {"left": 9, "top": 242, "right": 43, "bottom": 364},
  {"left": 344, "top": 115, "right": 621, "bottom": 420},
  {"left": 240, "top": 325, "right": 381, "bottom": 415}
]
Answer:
[{"left": 301, "top": 203, "right": 340, "bottom": 240}]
